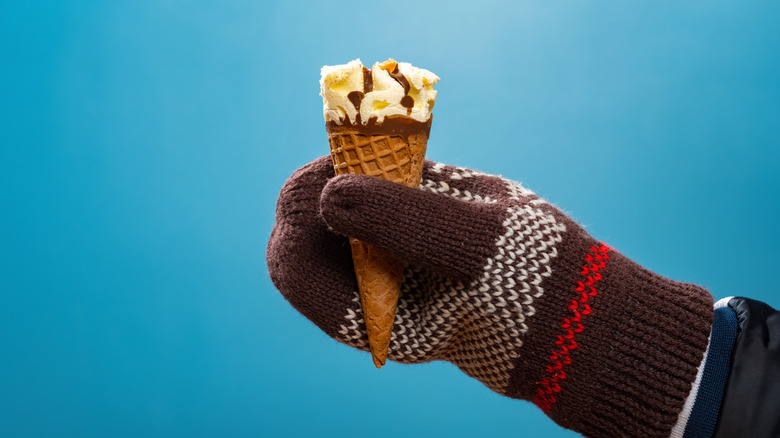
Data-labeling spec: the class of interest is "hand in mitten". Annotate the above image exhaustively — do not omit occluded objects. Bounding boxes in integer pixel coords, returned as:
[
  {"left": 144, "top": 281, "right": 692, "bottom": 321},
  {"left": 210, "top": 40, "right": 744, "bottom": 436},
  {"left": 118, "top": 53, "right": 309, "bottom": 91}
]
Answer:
[{"left": 267, "top": 156, "right": 714, "bottom": 438}]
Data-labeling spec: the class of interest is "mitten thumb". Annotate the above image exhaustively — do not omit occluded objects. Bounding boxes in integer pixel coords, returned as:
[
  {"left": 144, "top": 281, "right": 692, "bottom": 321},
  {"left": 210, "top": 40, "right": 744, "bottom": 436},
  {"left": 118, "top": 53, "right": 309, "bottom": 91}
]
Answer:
[{"left": 319, "top": 173, "right": 506, "bottom": 281}]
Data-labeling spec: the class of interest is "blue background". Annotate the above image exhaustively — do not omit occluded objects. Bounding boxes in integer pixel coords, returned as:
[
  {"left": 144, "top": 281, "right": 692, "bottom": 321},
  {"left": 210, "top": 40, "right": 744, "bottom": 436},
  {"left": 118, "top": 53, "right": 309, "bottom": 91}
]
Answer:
[{"left": 2, "top": 1, "right": 779, "bottom": 437}]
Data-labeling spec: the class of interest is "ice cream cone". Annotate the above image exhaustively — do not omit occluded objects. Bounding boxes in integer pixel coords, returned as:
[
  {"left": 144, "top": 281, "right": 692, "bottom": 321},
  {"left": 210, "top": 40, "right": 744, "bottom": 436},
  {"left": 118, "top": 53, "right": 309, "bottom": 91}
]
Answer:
[
  {"left": 327, "top": 122, "right": 429, "bottom": 368},
  {"left": 320, "top": 58, "right": 438, "bottom": 368}
]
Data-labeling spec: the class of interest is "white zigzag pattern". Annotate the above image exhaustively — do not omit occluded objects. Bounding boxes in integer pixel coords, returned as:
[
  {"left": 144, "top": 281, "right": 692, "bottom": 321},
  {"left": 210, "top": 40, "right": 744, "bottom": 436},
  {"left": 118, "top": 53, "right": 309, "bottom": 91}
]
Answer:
[{"left": 336, "top": 165, "right": 565, "bottom": 394}]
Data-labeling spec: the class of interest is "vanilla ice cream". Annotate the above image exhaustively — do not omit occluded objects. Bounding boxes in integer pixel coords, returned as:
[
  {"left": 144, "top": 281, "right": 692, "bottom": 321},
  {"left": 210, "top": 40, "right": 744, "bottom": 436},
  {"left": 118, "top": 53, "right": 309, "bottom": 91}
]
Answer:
[{"left": 320, "top": 59, "right": 439, "bottom": 125}]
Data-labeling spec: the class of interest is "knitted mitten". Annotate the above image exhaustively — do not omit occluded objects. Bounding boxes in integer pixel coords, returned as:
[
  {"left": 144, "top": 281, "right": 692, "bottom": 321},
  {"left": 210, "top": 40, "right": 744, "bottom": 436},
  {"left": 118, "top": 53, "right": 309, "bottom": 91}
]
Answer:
[{"left": 267, "top": 156, "right": 714, "bottom": 438}]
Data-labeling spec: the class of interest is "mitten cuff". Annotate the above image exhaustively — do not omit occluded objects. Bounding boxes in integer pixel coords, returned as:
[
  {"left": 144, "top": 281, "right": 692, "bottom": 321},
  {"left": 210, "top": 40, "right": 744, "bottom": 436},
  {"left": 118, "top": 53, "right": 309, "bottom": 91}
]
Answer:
[{"left": 521, "top": 245, "right": 714, "bottom": 438}]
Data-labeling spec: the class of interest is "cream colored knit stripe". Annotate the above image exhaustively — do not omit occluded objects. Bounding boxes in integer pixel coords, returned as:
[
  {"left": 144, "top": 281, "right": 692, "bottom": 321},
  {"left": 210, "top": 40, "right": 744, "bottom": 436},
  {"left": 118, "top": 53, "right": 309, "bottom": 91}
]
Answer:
[{"left": 335, "top": 166, "right": 566, "bottom": 394}]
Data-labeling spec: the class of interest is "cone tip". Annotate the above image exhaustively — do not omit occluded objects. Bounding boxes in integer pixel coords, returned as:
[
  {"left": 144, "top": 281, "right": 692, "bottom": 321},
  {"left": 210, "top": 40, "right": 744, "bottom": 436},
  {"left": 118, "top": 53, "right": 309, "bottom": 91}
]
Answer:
[{"left": 372, "top": 353, "right": 386, "bottom": 369}]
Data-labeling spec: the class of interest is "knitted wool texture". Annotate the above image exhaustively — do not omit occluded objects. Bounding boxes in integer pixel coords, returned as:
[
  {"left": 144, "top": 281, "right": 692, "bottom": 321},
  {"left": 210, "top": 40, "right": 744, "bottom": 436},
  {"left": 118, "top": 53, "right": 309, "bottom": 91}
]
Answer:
[{"left": 267, "top": 156, "right": 714, "bottom": 438}]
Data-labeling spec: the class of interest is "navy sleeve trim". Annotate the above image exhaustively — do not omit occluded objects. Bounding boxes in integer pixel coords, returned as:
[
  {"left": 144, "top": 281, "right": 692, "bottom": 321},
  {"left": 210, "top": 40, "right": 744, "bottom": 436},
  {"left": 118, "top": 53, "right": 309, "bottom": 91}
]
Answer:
[{"left": 682, "top": 306, "right": 738, "bottom": 438}]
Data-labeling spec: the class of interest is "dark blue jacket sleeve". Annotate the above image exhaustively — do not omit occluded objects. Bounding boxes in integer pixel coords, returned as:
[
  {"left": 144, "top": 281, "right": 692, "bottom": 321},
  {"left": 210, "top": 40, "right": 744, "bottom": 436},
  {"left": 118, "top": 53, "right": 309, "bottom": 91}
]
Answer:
[{"left": 712, "top": 297, "right": 780, "bottom": 438}]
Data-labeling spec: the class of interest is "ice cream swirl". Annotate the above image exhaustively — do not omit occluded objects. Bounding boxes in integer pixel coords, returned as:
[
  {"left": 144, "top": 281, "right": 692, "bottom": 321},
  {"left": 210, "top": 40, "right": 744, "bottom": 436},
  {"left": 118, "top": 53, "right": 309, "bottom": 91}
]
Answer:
[{"left": 320, "top": 59, "right": 439, "bottom": 125}]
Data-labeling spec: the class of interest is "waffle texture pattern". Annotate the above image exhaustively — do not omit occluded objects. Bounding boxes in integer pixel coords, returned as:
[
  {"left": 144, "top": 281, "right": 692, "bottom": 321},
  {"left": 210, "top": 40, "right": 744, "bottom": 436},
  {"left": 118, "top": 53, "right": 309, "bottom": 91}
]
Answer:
[
  {"left": 267, "top": 156, "right": 714, "bottom": 437},
  {"left": 328, "top": 129, "right": 427, "bottom": 186}
]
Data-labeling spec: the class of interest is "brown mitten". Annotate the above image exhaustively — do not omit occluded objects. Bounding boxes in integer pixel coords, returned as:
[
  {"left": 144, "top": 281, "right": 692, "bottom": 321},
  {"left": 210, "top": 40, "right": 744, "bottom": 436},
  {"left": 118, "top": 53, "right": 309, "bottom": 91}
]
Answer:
[{"left": 267, "top": 156, "right": 713, "bottom": 437}]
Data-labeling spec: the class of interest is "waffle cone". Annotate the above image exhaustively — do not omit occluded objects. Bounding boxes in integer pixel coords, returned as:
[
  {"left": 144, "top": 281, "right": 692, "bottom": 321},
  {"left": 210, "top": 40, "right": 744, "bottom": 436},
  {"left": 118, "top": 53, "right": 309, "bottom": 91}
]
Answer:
[{"left": 327, "top": 121, "right": 429, "bottom": 368}]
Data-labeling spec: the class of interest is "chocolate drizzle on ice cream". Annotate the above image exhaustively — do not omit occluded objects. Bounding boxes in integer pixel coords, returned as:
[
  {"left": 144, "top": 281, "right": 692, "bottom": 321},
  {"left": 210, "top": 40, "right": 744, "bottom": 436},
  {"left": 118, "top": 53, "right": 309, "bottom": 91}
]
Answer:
[
  {"left": 363, "top": 66, "right": 373, "bottom": 93},
  {"left": 345, "top": 66, "right": 376, "bottom": 115},
  {"left": 347, "top": 91, "right": 364, "bottom": 112},
  {"left": 400, "top": 96, "right": 414, "bottom": 112},
  {"left": 388, "top": 65, "right": 411, "bottom": 94},
  {"left": 384, "top": 62, "right": 415, "bottom": 114}
]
